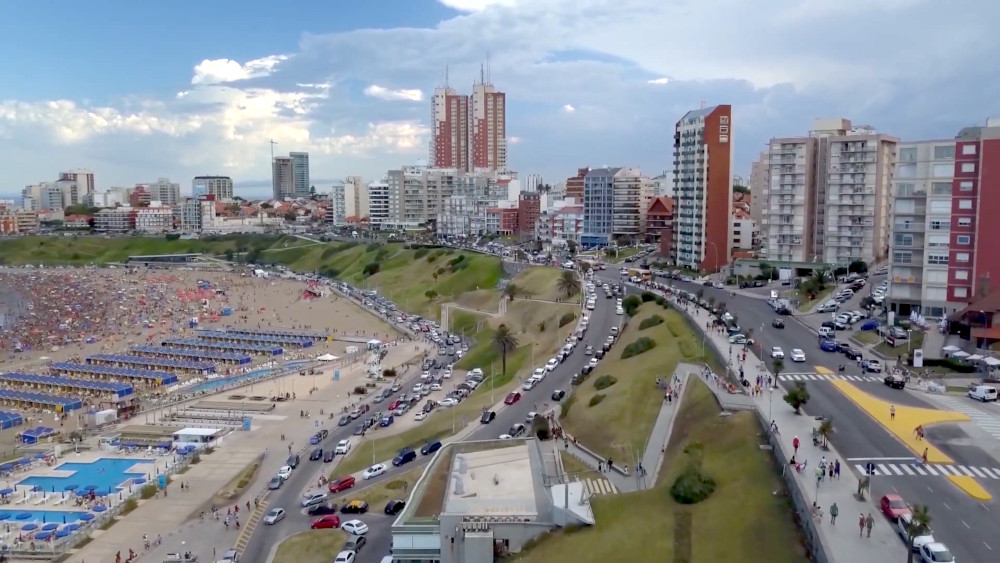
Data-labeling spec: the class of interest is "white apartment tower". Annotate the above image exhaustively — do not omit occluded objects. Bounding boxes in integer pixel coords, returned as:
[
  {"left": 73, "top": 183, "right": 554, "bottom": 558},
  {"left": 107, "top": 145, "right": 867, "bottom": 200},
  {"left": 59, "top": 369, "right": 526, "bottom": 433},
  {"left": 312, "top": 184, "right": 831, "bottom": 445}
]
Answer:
[
  {"left": 147, "top": 178, "right": 181, "bottom": 206},
  {"left": 344, "top": 176, "right": 370, "bottom": 220},
  {"left": 192, "top": 176, "right": 234, "bottom": 200},
  {"left": 367, "top": 180, "right": 391, "bottom": 229}
]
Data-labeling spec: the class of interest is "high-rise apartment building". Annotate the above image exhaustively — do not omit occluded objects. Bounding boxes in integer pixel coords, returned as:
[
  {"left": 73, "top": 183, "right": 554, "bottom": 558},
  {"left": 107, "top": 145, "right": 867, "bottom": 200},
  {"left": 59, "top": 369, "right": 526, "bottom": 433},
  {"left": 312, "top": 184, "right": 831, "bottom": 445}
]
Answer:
[
  {"left": 147, "top": 178, "right": 181, "bottom": 206},
  {"left": 762, "top": 119, "right": 897, "bottom": 266},
  {"left": 430, "top": 87, "right": 470, "bottom": 172},
  {"left": 748, "top": 151, "right": 769, "bottom": 228},
  {"left": 193, "top": 176, "right": 234, "bottom": 200},
  {"left": 290, "top": 152, "right": 311, "bottom": 198},
  {"left": 470, "top": 80, "right": 506, "bottom": 172},
  {"left": 59, "top": 169, "right": 95, "bottom": 196},
  {"left": 272, "top": 156, "right": 293, "bottom": 199},
  {"left": 344, "top": 176, "right": 370, "bottom": 220},
  {"left": 581, "top": 167, "right": 645, "bottom": 247},
  {"left": 327, "top": 182, "right": 346, "bottom": 225},
  {"left": 672, "top": 104, "right": 733, "bottom": 272},
  {"left": 565, "top": 168, "right": 589, "bottom": 202}
]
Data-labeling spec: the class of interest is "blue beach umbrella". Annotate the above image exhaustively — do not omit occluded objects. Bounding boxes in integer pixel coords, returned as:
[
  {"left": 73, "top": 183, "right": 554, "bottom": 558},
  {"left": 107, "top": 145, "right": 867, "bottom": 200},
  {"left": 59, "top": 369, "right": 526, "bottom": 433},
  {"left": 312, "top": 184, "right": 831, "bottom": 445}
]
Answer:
[
  {"left": 0, "top": 513, "right": 9, "bottom": 521},
  {"left": 64, "top": 484, "right": 78, "bottom": 491},
  {"left": 92, "top": 505, "right": 107, "bottom": 513},
  {"left": 84, "top": 485, "right": 97, "bottom": 491},
  {"left": 33, "top": 530, "right": 51, "bottom": 540},
  {"left": 20, "top": 523, "right": 38, "bottom": 531},
  {"left": 0, "top": 488, "right": 12, "bottom": 495},
  {"left": 63, "top": 523, "right": 79, "bottom": 531},
  {"left": 14, "top": 513, "right": 31, "bottom": 520},
  {"left": 54, "top": 529, "right": 70, "bottom": 538},
  {"left": 41, "top": 523, "right": 58, "bottom": 530},
  {"left": 78, "top": 513, "right": 94, "bottom": 521}
]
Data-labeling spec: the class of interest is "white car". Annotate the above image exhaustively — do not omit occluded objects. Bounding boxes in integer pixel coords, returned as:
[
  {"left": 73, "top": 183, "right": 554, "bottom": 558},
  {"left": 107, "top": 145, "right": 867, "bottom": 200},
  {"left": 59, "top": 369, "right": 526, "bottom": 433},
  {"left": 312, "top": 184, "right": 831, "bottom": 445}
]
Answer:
[
  {"left": 897, "top": 513, "right": 935, "bottom": 551},
  {"left": 414, "top": 411, "right": 428, "bottom": 421},
  {"left": 770, "top": 346, "right": 784, "bottom": 359},
  {"left": 790, "top": 349, "right": 806, "bottom": 362},
  {"left": 532, "top": 368, "right": 545, "bottom": 379},
  {"left": 525, "top": 411, "right": 537, "bottom": 422},
  {"left": 442, "top": 367, "right": 452, "bottom": 379},
  {"left": 335, "top": 439, "right": 352, "bottom": 455},
  {"left": 430, "top": 382, "right": 442, "bottom": 391},
  {"left": 498, "top": 434, "right": 513, "bottom": 440},
  {"left": 362, "top": 463, "right": 387, "bottom": 480},
  {"left": 438, "top": 397, "right": 459, "bottom": 407},
  {"left": 589, "top": 358, "right": 599, "bottom": 367},
  {"left": 301, "top": 491, "right": 328, "bottom": 507},
  {"left": 341, "top": 519, "right": 369, "bottom": 535},
  {"left": 918, "top": 543, "right": 954, "bottom": 563},
  {"left": 616, "top": 307, "right": 624, "bottom": 315},
  {"left": 545, "top": 358, "right": 559, "bottom": 371},
  {"left": 334, "top": 551, "right": 356, "bottom": 563},
  {"left": 276, "top": 466, "right": 292, "bottom": 480},
  {"left": 522, "top": 379, "right": 537, "bottom": 391},
  {"left": 263, "top": 508, "right": 285, "bottom": 525}
]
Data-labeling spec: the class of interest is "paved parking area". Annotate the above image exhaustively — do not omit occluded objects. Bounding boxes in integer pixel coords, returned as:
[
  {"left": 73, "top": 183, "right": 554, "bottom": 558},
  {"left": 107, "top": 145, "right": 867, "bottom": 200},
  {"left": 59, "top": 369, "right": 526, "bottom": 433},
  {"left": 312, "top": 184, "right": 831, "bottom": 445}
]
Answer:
[{"left": 793, "top": 272, "right": 888, "bottom": 335}]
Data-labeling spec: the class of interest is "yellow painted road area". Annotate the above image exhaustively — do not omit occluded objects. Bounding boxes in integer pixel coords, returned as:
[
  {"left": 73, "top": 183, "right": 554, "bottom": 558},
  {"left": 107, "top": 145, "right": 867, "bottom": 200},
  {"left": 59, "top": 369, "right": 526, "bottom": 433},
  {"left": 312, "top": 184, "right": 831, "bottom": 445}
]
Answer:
[
  {"left": 830, "top": 380, "right": 991, "bottom": 500},
  {"left": 815, "top": 366, "right": 833, "bottom": 375}
]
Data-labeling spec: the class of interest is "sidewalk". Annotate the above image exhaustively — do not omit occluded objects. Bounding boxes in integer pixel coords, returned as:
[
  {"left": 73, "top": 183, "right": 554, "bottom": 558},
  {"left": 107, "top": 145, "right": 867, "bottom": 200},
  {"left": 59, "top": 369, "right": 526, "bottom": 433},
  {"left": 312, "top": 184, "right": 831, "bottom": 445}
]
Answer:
[
  {"left": 656, "top": 285, "right": 906, "bottom": 562},
  {"left": 63, "top": 343, "right": 427, "bottom": 563}
]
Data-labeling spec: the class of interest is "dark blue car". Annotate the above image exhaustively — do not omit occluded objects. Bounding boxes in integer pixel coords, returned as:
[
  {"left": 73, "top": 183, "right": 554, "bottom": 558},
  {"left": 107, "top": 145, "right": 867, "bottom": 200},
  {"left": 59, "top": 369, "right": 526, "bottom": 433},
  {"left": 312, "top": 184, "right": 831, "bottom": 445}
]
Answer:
[
  {"left": 820, "top": 339, "right": 839, "bottom": 352},
  {"left": 379, "top": 415, "right": 394, "bottom": 427},
  {"left": 860, "top": 320, "right": 879, "bottom": 331}
]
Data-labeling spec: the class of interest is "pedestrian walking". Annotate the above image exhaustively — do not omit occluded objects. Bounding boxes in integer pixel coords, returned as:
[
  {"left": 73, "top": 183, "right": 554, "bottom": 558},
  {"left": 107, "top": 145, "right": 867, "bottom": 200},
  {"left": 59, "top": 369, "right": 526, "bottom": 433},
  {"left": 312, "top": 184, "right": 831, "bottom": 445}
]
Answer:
[
  {"left": 830, "top": 503, "right": 838, "bottom": 525},
  {"left": 793, "top": 436, "right": 800, "bottom": 456},
  {"left": 858, "top": 513, "right": 865, "bottom": 537},
  {"left": 598, "top": 461, "right": 603, "bottom": 472},
  {"left": 890, "top": 405, "right": 896, "bottom": 421},
  {"left": 834, "top": 459, "right": 841, "bottom": 479},
  {"left": 865, "top": 513, "right": 874, "bottom": 537},
  {"left": 828, "top": 462, "right": 834, "bottom": 479}
]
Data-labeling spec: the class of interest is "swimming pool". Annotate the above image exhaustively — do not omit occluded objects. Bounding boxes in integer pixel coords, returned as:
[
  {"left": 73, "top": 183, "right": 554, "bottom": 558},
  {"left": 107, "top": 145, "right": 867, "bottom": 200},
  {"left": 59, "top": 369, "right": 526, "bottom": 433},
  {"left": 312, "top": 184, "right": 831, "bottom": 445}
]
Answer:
[
  {"left": 18, "top": 458, "right": 153, "bottom": 496},
  {"left": 187, "top": 360, "right": 313, "bottom": 394},
  {"left": 0, "top": 509, "right": 90, "bottom": 523}
]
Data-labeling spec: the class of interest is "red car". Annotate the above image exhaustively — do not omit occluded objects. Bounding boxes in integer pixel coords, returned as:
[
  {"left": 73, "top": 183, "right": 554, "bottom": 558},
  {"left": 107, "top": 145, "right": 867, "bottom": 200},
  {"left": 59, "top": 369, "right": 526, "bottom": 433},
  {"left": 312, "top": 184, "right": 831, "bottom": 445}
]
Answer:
[
  {"left": 388, "top": 399, "right": 401, "bottom": 411},
  {"left": 328, "top": 476, "right": 356, "bottom": 493},
  {"left": 880, "top": 493, "right": 910, "bottom": 521},
  {"left": 311, "top": 515, "right": 341, "bottom": 529},
  {"left": 504, "top": 392, "right": 521, "bottom": 405}
]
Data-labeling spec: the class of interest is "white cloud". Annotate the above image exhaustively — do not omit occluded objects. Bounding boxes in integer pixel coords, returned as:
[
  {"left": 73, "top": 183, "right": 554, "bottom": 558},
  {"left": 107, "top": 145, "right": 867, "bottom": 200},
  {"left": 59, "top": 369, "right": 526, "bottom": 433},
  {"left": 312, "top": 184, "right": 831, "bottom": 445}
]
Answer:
[
  {"left": 648, "top": 77, "right": 670, "bottom": 85},
  {"left": 562, "top": 104, "right": 575, "bottom": 113},
  {"left": 507, "top": 136, "right": 522, "bottom": 144},
  {"left": 363, "top": 85, "right": 424, "bottom": 102},
  {"left": 437, "top": 0, "right": 518, "bottom": 12},
  {"left": 191, "top": 55, "right": 289, "bottom": 85}
]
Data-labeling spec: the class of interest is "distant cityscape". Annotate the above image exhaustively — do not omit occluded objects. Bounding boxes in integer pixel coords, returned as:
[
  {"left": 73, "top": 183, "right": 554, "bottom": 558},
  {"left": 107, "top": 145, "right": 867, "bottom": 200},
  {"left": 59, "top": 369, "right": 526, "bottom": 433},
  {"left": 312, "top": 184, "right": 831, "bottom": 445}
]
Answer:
[{"left": 5, "top": 74, "right": 1000, "bottom": 323}]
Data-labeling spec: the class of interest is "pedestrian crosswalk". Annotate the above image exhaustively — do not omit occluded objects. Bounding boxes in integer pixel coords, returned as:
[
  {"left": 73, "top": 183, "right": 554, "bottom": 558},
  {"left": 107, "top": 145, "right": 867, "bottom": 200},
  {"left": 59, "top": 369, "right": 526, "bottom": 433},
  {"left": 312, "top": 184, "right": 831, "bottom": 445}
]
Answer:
[
  {"left": 928, "top": 395, "right": 1000, "bottom": 441},
  {"left": 779, "top": 373, "right": 882, "bottom": 383},
  {"left": 853, "top": 462, "right": 1000, "bottom": 479},
  {"left": 578, "top": 477, "right": 618, "bottom": 495}
]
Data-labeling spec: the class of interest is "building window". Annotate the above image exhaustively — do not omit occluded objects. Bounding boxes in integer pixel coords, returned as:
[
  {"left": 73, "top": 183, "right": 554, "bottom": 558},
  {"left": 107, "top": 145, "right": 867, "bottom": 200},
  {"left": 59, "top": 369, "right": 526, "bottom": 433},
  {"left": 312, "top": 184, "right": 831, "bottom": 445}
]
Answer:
[
  {"left": 958, "top": 199, "right": 973, "bottom": 210},
  {"left": 959, "top": 180, "right": 973, "bottom": 191},
  {"left": 930, "top": 220, "right": 949, "bottom": 230},
  {"left": 955, "top": 269, "right": 970, "bottom": 280},
  {"left": 720, "top": 116, "right": 729, "bottom": 124},
  {"left": 720, "top": 125, "right": 729, "bottom": 134},
  {"left": 961, "top": 162, "right": 976, "bottom": 173},
  {"left": 932, "top": 163, "right": 953, "bottom": 177},
  {"left": 955, "top": 287, "right": 969, "bottom": 298},
  {"left": 957, "top": 235, "right": 971, "bottom": 245},
  {"left": 958, "top": 217, "right": 973, "bottom": 227},
  {"left": 897, "top": 164, "right": 917, "bottom": 178},
  {"left": 719, "top": 135, "right": 729, "bottom": 143},
  {"left": 933, "top": 145, "right": 956, "bottom": 159},
  {"left": 928, "top": 254, "right": 949, "bottom": 265},
  {"left": 962, "top": 144, "right": 977, "bottom": 155},
  {"left": 930, "top": 182, "right": 951, "bottom": 195},
  {"left": 899, "top": 148, "right": 917, "bottom": 162},
  {"left": 956, "top": 252, "right": 970, "bottom": 263}
]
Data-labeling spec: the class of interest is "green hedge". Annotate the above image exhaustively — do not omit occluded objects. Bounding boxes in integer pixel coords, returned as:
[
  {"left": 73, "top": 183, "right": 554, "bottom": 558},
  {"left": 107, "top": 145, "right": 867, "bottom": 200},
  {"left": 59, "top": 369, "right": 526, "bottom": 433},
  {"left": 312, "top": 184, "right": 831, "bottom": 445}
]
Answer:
[
  {"left": 588, "top": 394, "right": 606, "bottom": 407},
  {"left": 621, "top": 337, "right": 656, "bottom": 359},
  {"left": 919, "top": 357, "right": 977, "bottom": 373},
  {"left": 559, "top": 312, "right": 577, "bottom": 328},
  {"left": 593, "top": 374, "right": 617, "bottom": 390},
  {"left": 670, "top": 465, "right": 717, "bottom": 504},
  {"left": 639, "top": 315, "right": 664, "bottom": 330}
]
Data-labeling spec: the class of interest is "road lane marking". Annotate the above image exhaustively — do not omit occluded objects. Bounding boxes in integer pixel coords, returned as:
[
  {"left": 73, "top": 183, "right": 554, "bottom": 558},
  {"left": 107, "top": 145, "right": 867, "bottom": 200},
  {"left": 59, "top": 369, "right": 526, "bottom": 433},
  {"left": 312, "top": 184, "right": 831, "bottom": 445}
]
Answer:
[
  {"left": 971, "top": 466, "right": 987, "bottom": 478},
  {"left": 815, "top": 366, "right": 833, "bottom": 375},
  {"left": 877, "top": 463, "right": 890, "bottom": 474},
  {"left": 889, "top": 465, "right": 904, "bottom": 475},
  {"left": 846, "top": 457, "right": 917, "bottom": 461},
  {"left": 901, "top": 464, "right": 915, "bottom": 475},
  {"left": 984, "top": 468, "right": 999, "bottom": 479}
]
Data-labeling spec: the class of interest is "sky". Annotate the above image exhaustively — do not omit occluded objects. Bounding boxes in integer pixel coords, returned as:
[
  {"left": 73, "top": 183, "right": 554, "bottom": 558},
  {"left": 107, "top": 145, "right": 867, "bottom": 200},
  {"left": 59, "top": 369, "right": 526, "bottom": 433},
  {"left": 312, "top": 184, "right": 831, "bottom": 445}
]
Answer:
[{"left": 0, "top": 0, "right": 998, "bottom": 198}]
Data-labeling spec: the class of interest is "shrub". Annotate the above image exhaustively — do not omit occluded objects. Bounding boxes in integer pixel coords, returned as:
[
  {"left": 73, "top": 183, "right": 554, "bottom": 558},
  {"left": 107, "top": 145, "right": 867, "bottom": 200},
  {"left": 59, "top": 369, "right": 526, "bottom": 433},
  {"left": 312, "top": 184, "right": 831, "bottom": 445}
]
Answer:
[
  {"left": 436, "top": 267, "right": 446, "bottom": 276},
  {"left": 450, "top": 260, "right": 468, "bottom": 273},
  {"left": 121, "top": 498, "right": 139, "bottom": 514},
  {"left": 425, "top": 290, "right": 438, "bottom": 299},
  {"left": 427, "top": 254, "right": 437, "bottom": 263},
  {"left": 560, "top": 394, "right": 577, "bottom": 418},
  {"left": 139, "top": 484, "right": 157, "bottom": 499},
  {"left": 537, "top": 321, "right": 546, "bottom": 332},
  {"left": 366, "top": 243, "right": 381, "bottom": 252},
  {"left": 558, "top": 312, "right": 577, "bottom": 328},
  {"left": 622, "top": 295, "right": 641, "bottom": 316},
  {"left": 656, "top": 296, "right": 669, "bottom": 309},
  {"left": 678, "top": 340, "right": 698, "bottom": 359},
  {"left": 362, "top": 262, "right": 380, "bottom": 276},
  {"left": 444, "top": 249, "right": 455, "bottom": 255},
  {"left": 588, "top": 394, "right": 606, "bottom": 407},
  {"left": 414, "top": 248, "right": 429, "bottom": 259},
  {"left": 321, "top": 246, "right": 342, "bottom": 259},
  {"left": 641, "top": 292, "right": 657, "bottom": 302},
  {"left": 190, "top": 453, "right": 201, "bottom": 464},
  {"left": 237, "top": 478, "right": 250, "bottom": 489},
  {"left": 593, "top": 374, "right": 618, "bottom": 390},
  {"left": 639, "top": 315, "right": 664, "bottom": 330},
  {"left": 621, "top": 337, "right": 656, "bottom": 359},
  {"left": 322, "top": 267, "right": 340, "bottom": 278},
  {"left": 353, "top": 385, "right": 367, "bottom": 395},
  {"left": 448, "top": 255, "right": 465, "bottom": 266},
  {"left": 670, "top": 464, "right": 717, "bottom": 504},
  {"left": 382, "top": 368, "right": 398, "bottom": 378}
]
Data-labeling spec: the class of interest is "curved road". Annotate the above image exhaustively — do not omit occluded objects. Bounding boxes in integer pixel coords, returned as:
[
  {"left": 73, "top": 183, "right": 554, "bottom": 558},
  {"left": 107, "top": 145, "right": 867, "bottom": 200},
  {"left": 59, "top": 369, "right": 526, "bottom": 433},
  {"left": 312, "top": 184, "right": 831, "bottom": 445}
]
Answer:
[
  {"left": 596, "top": 269, "right": 998, "bottom": 562},
  {"left": 242, "top": 285, "right": 617, "bottom": 563}
]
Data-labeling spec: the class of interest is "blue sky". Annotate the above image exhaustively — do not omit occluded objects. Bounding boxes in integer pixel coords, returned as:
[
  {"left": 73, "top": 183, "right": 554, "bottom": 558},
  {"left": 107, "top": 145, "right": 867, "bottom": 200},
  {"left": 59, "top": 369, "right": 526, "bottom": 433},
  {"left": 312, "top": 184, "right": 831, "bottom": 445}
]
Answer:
[{"left": 0, "top": 0, "right": 998, "bottom": 198}]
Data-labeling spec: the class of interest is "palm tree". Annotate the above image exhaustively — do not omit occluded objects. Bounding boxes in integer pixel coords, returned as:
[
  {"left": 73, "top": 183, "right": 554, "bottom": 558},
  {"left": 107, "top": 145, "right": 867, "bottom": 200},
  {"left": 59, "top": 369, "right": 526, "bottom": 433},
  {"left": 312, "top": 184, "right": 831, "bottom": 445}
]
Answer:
[
  {"left": 818, "top": 418, "right": 833, "bottom": 449},
  {"left": 906, "top": 505, "right": 932, "bottom": 563},
  {"left": 772, "top": 358, "right": 784, "bottom": 382},
  {"left": 503, "top": 284, "right": 520, "bottom": 301},
  {"left": 557, "top": 270, "right": 580, "bottom": 299},
  {"left": 812, "top": 268, "right": 831, "bottom": 291},
  {"left": 493, "top": 324, "right": 519, "bottom": 378}
]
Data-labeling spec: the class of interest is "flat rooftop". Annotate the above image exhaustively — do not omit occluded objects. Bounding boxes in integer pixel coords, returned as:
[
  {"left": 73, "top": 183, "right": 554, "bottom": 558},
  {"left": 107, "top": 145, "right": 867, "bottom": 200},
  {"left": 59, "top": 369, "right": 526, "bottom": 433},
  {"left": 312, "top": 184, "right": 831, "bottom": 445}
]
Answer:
[{"left": 443, "top": 443, "right": 538, "bottom": 517}]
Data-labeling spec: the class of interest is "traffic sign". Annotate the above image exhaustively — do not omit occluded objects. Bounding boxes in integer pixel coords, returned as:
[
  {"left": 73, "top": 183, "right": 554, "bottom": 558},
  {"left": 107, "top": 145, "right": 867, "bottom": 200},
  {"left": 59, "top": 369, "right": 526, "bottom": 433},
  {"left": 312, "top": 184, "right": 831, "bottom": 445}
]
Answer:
[{"left": 865, "top": 462, "right": 876, "bottom": 475}]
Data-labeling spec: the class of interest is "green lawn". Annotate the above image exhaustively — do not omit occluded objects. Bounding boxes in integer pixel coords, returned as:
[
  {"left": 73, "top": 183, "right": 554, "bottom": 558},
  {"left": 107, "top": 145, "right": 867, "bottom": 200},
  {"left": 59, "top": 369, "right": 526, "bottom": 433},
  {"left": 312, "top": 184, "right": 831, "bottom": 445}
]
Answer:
[
  {"left": 273, "top": 530, "right": 347, "bottom": 563},
  {"left": 560, "top": 451, "right": 599, "bottom": 477},
  {"left": 335, "top": 466, "right": 424, "bottom": 508},
  {"left": 852, "top": 330, "right": 880, "bottom": 345},
  {"left": 513, "top": 267, "right": 582, "bottom": 302},
  {"left": 874, "top": 330, "right": 924, "bottom": 358},
  {"left": 560, "top": 304, "right": 702, "bottom": 461},
  {"left": 790, "top": 286, "right": 833, "bottom": 312},
  {"left": 517, "top": 378, "right": 807, "bottom": 563}
]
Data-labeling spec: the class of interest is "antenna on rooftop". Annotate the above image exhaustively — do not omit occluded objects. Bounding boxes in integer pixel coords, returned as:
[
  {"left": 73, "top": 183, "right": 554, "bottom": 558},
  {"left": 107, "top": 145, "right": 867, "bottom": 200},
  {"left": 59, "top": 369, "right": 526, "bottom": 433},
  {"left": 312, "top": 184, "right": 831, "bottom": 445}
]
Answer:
[
  {"left": 445, "top": 63, "right": 450, "bottom": 88},
  {"left": 480, "top": 62, "right": 485, "bottom": 85},
  {"left": 486, "top": 51, "right": 491, "bottom": 84}
]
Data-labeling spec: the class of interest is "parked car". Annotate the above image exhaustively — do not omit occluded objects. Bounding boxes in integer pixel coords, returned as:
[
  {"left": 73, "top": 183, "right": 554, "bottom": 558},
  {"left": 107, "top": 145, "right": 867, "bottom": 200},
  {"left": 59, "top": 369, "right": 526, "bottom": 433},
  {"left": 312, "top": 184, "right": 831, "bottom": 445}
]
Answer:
[
  {"left": 504, "top": 392, "right": 521, "bottom": 405},
  {"left": 301, "top": 491, "right": 329, "bottom": 507},
  {"left": 311, "top": 515, "right": 341, "bottom": 529},
  {"left": 263, "top": 508, "right": 285, "bottom": 525},
  {"left": 340, "top": 500, "right": 369, "bottom": 515},
  {"left": 480, "top": 410, "right": 496, "bottom": 424},
  {"left": 324, "top": 450, "right": 336, "bottom": 463},
  {"left": 896, "top": 513, "right": 935, "bottom": 551},
  {"left": 393, "top": 448, "right": 417, "bottom": 466},
  {"left": 771, "top": 318, "right": 785, "bottom": 329},
  {"left": 309, "top": 449, "right": 323, "bottom": 461},
  {"left": 918, "top": 543, "right": 954, "bottom": 563},
  {"left": 880, "top": 493, "right": 910, "bottom": 521},
  {"left": 385, "top": 500, "right": 406, "bottom": 515},
  {"left": 362, "top": 463, "right": 387, "bottom": 480},
  {"left": 267, "top": 476, "right": 283, "bottom": 490},
  {"left": 307, "top": 503, "right": 338, "bottom": 516},
  {"left": 820, "top": 339, "right": 839, "bottom": 352},
  {"left": 863, "top": 359, "right": 883, "bottom": 373},
  {"left": 421, "top": 440, "right": 442, "bottom": 455},
  {"left": 333, "top": 551, "right": 355, "bottom": 563},
  {"left": 341, "top": 518, "right": 369, "bottom": 534},
  {"left": 841, "top": 346, "right": 864, "bottom": 360},
  {"left": 551, "top": 389, "right": 566, "bottom": 401}
]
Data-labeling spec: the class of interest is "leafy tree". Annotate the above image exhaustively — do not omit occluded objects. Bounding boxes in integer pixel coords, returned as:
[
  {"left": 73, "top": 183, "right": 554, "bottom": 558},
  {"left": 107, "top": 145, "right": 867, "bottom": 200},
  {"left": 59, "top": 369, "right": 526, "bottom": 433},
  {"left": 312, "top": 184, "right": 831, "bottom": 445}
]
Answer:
[
  {"left": 502, "top": 283, "right": 520, "bottom": 301},
  {"left": 848, "top": 260, "right": 868, "bottom": 274},
  {"left": 783, "top": 381, "right": 810, "bottom": 414},
  {"left": 906, "top": 505, "right": 932, "bottom": 563},
  {"left": 812, "top": 268, "right": 831, "bottom": 291},
  {"left": 621, "top": 295, "right": 641, "bottom": 316},
  {"left": 492, "top": 324, "right": 519, "bottom": 380},
  {"left": 818, "top": 418, "right": 833, "bottom": 449},
  {"left": 566, "top": 239, "right": 578, "bottom": 254},
  {"left": 557, "top": 270, "right": 580, "bottom": 298}
]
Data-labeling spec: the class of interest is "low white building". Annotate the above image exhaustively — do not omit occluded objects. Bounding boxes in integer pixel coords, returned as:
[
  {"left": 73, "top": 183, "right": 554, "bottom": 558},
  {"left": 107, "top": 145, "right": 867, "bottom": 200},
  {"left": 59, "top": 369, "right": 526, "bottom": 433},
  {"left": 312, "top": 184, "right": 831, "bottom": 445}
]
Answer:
[
  {"left": 732, "top": 210, "right": 754, "bottom": 250},
  {"left": 135, "top": 204, "right": 175, "bottom": 233}
]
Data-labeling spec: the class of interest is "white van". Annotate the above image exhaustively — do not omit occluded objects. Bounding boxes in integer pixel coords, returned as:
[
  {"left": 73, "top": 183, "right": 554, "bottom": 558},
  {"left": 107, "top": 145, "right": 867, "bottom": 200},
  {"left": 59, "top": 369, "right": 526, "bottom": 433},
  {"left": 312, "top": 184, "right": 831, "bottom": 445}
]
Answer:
[{"left": 969, "top": 385, "right": 998, "bottom": 402}]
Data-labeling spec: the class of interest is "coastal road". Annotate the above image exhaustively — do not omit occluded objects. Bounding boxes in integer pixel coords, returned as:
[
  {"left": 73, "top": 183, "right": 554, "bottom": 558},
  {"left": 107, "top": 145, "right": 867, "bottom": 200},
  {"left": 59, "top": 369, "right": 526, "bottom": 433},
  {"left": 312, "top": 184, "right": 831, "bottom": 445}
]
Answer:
[
  {"left": 595, "top": 269, "right": 999, "bottom": 562},
  {"left": 242, "top": 288, "right": 618, "bottom": 563}
]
